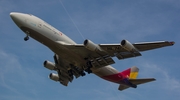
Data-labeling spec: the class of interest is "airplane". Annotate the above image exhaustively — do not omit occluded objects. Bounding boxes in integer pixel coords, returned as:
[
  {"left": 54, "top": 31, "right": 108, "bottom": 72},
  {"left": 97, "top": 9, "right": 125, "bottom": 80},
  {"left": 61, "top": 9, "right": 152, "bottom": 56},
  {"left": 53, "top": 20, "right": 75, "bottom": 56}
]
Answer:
[{"left": 10, "top": 12, "right": 175, "bottom": 91}]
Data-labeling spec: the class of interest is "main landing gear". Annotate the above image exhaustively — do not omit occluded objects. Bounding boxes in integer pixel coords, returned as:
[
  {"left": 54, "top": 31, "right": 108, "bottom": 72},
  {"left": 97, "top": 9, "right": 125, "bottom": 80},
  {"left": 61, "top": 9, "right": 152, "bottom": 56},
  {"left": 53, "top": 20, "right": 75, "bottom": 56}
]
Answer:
[
  {"left": 85, "top": 61, "right": 93, "bottom": 74},
  {"left": 80, "top": 70, "right": 86, "bottom": 76}
]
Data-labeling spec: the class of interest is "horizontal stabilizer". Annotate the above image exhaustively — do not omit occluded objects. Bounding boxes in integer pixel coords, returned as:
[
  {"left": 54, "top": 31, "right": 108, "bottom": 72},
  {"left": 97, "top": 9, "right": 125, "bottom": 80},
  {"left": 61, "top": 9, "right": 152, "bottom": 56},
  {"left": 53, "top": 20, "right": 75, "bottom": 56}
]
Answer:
[
  {"left": 118, "top": 78, "right": 156, "bottom": 91},
  {"left": 118, "top": 85, "right": 130, "bottom": 91},
  {"left": 129, "top": 78, "right": 156, "bottom": 85}
]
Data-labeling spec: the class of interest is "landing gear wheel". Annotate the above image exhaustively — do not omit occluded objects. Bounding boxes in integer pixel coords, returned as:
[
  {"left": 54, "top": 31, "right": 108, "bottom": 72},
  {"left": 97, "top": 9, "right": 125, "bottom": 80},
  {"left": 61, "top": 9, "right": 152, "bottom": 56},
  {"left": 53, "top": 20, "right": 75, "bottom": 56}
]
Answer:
[
  {"left": 68, "top": 70, "right": 73, "bottom": 77},
  {"left": 80, "top": 71, "right": 86, "bottom": 76},
  {"left": 86, "top": 61, "right": 93, "bottom": 68},
  {"left": 132, "top": 84, "right": 137, "bottom": 88},
  {"left": 87, "top": 69, "right": 92, "bottom": 74},
  {"left": 24, "top": 36, "right": 29, "bottom": 41},
  {"left": 85, "top": 61, "right": 93, "bottom": 74}
]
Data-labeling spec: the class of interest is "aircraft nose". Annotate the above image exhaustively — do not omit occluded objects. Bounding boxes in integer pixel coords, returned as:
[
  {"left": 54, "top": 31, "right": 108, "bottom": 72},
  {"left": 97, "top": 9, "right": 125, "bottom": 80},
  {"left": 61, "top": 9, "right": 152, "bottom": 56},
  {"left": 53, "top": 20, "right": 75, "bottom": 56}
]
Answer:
[
  {"left": 10, "top": 12, "right": 25, "bottom": 27},
  {"left": 10, "top": 12, "right": 21, "bottom": 21},
  {"left": 10, "top": 12, "right": 15, "bottom": 17}
]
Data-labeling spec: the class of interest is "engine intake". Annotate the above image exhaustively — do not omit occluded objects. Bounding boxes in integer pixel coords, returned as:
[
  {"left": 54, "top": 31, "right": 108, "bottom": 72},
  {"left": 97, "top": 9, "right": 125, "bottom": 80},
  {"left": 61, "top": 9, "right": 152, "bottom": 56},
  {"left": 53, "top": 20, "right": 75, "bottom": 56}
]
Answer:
[
  {"left": 84, "top": 39, "right": 103, "bottom": 51},
  {"left": 121, "top": 40, "right": 138, "bottom": 52},
  {"left": 43, "top": 60, "right": 56, "bottom": 70},
  {"left": 49, "top": 73, "right": 59, "bottom": 81}
]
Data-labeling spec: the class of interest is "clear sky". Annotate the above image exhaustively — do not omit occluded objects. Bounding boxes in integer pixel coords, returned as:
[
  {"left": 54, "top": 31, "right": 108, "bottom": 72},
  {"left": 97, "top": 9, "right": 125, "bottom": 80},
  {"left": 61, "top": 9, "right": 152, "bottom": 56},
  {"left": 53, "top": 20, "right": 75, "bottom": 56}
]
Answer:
[{"left": 0, "top": 0, "right": 180, "bottom": 100}]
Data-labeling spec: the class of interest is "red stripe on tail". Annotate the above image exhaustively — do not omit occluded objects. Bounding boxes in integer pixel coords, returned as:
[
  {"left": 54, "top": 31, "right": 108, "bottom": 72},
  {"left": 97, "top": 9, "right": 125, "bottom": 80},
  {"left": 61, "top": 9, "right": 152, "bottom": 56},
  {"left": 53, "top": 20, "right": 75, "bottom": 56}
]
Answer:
[{"left": 120, "top": 68, "right": 131, "bottom": 78}]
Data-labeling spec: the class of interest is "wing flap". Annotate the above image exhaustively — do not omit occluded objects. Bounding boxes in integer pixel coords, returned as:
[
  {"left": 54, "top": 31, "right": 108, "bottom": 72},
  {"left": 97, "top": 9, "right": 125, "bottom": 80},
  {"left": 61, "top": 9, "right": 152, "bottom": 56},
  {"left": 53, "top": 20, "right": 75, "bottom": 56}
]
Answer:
[
  {"left": 91, "top": 55, "right": 115, "bottom": 68},
  {"left": 60, "top": 79, "right": 69, "bottom": 86},
  {"left": 116, "top": 52, "right": 141, "bottom": 60}
]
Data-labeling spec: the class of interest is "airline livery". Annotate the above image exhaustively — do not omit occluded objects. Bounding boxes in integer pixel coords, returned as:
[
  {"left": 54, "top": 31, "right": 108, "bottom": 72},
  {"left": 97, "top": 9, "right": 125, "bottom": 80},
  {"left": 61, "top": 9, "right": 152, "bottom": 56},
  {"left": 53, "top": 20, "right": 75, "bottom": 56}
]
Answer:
[{"left": 10, "top": 12, "right": 175, "bottom": 91}]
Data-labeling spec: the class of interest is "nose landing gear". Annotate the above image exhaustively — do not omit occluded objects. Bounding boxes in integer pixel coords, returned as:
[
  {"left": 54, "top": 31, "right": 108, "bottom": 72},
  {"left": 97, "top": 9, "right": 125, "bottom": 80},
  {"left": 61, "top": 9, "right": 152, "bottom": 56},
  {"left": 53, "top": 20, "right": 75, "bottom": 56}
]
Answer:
[
  {"left": 24, "top": 31, "right": 30, "bottom": 41},
  {"left": 24, "top": 35, "right": 29, "bottom": 41}
]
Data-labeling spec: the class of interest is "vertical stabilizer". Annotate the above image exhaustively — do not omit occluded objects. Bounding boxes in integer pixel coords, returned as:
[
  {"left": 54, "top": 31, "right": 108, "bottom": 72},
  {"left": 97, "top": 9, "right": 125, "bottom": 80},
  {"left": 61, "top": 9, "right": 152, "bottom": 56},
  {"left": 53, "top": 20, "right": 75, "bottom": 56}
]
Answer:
[
  {"left": 121, "top": 66, "right": 139, "bottom": 79},
  {"left": 130, "top": 66, "right": 139, "bottom": 79},
  {"left": 119, "top": 67, "right": 155, "bottom": 91}
]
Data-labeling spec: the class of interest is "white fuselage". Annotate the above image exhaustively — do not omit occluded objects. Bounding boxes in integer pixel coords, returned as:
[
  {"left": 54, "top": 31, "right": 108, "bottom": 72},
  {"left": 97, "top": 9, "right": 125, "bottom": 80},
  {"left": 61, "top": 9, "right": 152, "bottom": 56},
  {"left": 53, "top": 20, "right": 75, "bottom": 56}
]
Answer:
[{"left": 10, "top": 12, "right": 119, "bottom": 81}]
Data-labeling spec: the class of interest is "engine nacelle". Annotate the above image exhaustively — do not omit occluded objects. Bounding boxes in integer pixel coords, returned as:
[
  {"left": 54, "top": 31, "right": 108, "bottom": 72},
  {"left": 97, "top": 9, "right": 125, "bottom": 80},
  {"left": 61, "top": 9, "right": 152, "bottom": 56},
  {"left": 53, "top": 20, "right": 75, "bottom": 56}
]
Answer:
[
  {"left": 43, "top": 60, "right": 56, "bottom": 70},
  {"left": 49, "top": 73, "right": 59, "bottom": 81},
  {"left": 121, "top": 40, "right": 138, "bottom": 52},
  {"left": 84, "top": 39, "right": 103, "bottom": 51}
]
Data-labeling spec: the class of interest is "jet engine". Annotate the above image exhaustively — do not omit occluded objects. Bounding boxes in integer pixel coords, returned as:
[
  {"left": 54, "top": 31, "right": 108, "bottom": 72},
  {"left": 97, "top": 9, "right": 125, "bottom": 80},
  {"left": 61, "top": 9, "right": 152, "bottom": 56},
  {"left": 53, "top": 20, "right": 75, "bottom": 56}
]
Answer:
[
  {"left": 84, "top": 39, "right": 103, "bottom": 51},
  {"left": 49, "top": 73, "right": 59, "bottom": 81},
  {"left": 43, "top": 60, "right": 56, "bottom": 70},
  {"left": 121, "top": 40, "right": 138, "bottom": 52}
]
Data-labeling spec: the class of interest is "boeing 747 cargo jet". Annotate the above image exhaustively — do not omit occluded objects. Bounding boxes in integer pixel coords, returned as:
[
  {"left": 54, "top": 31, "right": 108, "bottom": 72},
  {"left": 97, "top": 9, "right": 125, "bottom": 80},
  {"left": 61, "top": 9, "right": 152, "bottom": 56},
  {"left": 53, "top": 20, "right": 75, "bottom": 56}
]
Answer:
[{"left": 10, "top": 12, "right": 175, "bottom": 91}]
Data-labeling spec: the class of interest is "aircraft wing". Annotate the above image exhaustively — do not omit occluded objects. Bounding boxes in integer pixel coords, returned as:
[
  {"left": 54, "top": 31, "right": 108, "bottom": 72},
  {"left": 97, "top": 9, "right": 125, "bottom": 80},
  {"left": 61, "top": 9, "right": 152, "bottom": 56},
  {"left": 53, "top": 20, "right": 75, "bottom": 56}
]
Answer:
[
  {"left": 62, "top": 44, "right": 140, "bottom": 68},
  {"left": 60, "top": 40, "right": 174, "bottom": 68}
]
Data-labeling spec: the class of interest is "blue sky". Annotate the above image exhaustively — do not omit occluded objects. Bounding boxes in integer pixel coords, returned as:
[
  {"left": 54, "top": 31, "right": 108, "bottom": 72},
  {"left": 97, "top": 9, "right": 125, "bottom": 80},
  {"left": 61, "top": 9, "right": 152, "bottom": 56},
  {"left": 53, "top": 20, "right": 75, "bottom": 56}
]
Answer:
[{"left": 0, "top": 0, "right": 180, "bottom": 100}]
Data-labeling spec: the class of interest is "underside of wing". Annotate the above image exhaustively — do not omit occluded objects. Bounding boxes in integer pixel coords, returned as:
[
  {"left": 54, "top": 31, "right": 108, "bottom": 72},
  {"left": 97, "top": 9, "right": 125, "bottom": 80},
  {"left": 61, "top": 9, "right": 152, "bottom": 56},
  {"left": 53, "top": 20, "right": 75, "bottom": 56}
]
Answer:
[
  {"left": 62, "top": 39, "right": 142, "bottom": 65},
  {"left": 133, "top": 41, "right": 175, "bottom": 51},
  {"left": 64, "top": 44, "right": 116, "bottom": 68},
  {"left": 56, "top": 39, "right": 174, "bottom": 69}
]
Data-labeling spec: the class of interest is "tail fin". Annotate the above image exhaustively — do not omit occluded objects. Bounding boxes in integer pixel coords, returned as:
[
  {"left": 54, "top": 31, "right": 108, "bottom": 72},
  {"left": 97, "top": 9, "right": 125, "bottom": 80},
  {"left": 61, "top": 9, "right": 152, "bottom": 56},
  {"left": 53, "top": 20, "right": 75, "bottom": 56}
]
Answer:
[
  {"left": 121, "top": 66, "right": 139, "bottom": 79},
  {"left": 119, "top": 66, "right": 155, "bottom": 91}
]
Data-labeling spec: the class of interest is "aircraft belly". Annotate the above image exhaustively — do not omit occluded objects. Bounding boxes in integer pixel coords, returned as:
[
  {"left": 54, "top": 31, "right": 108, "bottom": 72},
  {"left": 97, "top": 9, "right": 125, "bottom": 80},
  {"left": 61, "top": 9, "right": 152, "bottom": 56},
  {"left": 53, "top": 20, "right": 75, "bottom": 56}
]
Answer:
[
  {"left": 20, "top": 27, "right": 85, "bottom": 67},
  {"left": 93, "top": 65, "right": 120, "bottom": 82},
  {"left": 20, "top": 27, "right": 55, "bottom": 47},
  {"left": 55, "top": 49, "right": 85, "bottom": 67}
]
